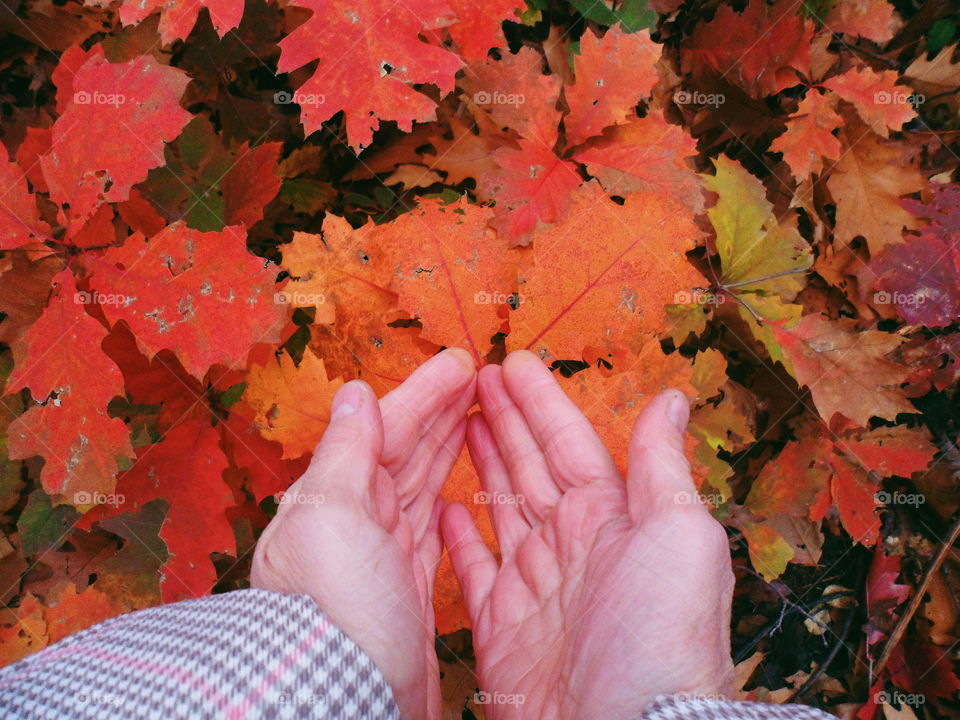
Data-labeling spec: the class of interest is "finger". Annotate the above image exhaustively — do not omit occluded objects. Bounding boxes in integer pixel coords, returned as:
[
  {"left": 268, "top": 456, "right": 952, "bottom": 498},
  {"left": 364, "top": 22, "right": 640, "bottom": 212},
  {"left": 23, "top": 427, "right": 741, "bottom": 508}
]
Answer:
[
  {"left": 405, "top": 419, "right": 468, "bottom": 539},
  {"left": 466, "top": 412, "right": 530, "bottom": 558},
  {"left": 626, "top": 389, "right": 698, "bottom": 524},
  {"left": 380, "top": 347, "right": 476, "bottom": 473},
  {"left": 477, "top": 364, "right": 561, "bottom": 522},
  {"left": 393, "top": 371, "right": 476, "bottom": 503},
  {"left": 441, "top": 503, "right": 497, "bottom": 623},
  {"left": 501, "top": 350, "right": 619, "bottom": 488},
  {"left": 301, "top": 380, "right": 383, "bottom": 498}
]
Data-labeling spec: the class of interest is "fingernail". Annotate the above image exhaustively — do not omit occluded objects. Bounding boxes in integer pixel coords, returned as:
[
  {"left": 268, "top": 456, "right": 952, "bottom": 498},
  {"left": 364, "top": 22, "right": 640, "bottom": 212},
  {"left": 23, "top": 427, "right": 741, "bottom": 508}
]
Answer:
[
  {"left": 666, "top": 392, "right": 689, "bottom": 432},
  {"left": 331, "top": 381, "right": 364, "bottom": 420}
]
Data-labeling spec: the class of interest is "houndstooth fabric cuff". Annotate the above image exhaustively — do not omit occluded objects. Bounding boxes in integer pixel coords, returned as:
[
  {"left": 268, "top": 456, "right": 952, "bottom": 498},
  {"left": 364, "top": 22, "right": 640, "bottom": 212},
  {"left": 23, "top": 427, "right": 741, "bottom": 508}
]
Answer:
[
  {"left": 0, "top": 589, "right": 399, "bottom": 719},
  {"left": 639, "top": 694, "right": 836, "bottom": 719}
]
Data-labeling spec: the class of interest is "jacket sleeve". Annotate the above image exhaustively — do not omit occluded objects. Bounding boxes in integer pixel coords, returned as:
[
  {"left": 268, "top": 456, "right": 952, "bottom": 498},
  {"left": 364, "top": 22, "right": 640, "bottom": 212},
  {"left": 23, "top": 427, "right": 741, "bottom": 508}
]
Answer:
[
  {"left": 638, "top": 693, "right": 836, "bottom": 719},
  {"left": 0, "top": 588, "right": 399, "bottom": 720}
]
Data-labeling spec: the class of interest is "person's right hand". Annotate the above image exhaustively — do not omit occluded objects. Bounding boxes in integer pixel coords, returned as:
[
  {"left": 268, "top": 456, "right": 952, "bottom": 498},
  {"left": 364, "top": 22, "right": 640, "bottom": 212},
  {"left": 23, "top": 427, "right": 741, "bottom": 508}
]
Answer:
[{"left": 442, "top": 350, "right": 735, "bottom": 720}]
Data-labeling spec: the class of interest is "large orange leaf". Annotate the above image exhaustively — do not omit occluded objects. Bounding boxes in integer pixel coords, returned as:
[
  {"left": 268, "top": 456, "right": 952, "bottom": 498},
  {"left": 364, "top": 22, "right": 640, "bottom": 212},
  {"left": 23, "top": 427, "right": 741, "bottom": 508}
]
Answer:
[{"left": 509, "top": 182, "right": 703, "bottom": 362}]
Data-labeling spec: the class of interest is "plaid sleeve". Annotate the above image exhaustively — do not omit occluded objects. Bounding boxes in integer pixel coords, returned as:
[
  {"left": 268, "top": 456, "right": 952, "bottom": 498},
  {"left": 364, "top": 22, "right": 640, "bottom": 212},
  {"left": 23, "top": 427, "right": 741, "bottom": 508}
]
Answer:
[
  {"left": 639, "top": 694, "right": 836, "bottom": 719},
  {"left": 0, "top": 589, "right": 400, "bottom": 720}
]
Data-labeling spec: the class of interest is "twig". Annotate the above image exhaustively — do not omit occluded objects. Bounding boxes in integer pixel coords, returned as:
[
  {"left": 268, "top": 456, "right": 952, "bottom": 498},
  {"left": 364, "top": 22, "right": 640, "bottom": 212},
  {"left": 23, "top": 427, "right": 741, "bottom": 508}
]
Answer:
[
  {"left": 788, "top": 595, "right": 859, "bottom": 701},
  {"left": 872, "top": 513, "right": 960, "bottom": 681}
]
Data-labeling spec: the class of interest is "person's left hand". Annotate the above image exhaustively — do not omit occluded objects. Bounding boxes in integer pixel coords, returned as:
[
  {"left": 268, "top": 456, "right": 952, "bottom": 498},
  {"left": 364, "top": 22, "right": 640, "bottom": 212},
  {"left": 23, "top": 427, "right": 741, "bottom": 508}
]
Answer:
[{"left": 251, "top": 348, "right": 476, "bottom": 720}]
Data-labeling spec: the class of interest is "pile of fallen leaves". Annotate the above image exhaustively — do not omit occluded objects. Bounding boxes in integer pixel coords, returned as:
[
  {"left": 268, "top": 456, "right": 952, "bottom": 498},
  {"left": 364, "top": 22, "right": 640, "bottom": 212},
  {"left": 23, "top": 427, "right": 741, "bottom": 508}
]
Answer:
[{"left": 1, "top": 0, "right": 959, "bottom": 716}]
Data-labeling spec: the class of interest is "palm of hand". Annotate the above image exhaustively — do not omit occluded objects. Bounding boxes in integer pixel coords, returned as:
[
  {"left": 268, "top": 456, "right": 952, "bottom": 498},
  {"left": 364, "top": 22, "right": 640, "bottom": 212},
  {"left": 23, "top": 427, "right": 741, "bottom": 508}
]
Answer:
[
  {"left": 252, "top": 349, "right": 476, "bottom": 720},
  {"left": 443, "top": 352, "right": 734, "bottom": 720}
]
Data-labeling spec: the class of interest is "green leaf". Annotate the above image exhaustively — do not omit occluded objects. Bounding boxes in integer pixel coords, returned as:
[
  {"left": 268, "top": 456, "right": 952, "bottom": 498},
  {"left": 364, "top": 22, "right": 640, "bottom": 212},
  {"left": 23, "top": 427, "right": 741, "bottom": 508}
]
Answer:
[
  {"left": 279, "top": 178, "right": 335, "bottom": 214},
  {"left": 18, "top": 490, "right": 79, "bottom": 556}
]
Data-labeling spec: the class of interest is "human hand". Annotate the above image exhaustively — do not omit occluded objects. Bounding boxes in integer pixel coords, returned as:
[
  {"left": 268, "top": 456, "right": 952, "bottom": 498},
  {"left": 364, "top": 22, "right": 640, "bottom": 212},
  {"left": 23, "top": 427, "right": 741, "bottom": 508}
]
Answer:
[
  {"left": 251, "top": 348, "right": 476, "bottom": 720},
  {"left": 442, "top": 350, "right": 735, "bottom": 720}
]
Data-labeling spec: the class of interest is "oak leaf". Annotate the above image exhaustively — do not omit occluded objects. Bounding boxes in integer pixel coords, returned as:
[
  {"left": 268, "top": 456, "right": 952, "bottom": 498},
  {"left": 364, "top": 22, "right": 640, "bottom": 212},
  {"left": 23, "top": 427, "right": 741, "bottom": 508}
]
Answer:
[
  {"left": 682, "top": 0, "right": 812, "bottom": 98},
  {"left": 242, "top": 348, "right": 344, "bottom": 459},
  {"left": 277, "top": 0, "right": 463, "bottom": 151},
  {"left": 5, "top": 271, "right": 134, "bottom": 500},
  {"left": 41, "top": 46, "right": 192, "bottom": 235},
  {"left": 770, "top": 90, "right": 843, "bottom": 180},
  {"left": 826, "top": 129, "right": 925, "bottom": 255},
  {"left": 87, "top": 222, "right": 287, "bottom": 379},
  {"left": 574, "top": 110, "right": 703, "bottom": 213},
  {"left": 563, "top": 27, "right": 660, "bottom": 146},
  {"left": 871, "top": 183, "right": 960, "bottom": 327},
  {"left": 118, "top": 0, "right": 244, "bottom": 44},
  {"left": 79, "top": 421, "right": 235, "bottom": 602},
  {"left": 824, "top": 0, "right": 901, "bottom": 44},
  {"left": 822, "top": 67, "right": 917, "bottom": 137},
  {"left": 770, "top": 315, "right": 914, "bottom": 426}
]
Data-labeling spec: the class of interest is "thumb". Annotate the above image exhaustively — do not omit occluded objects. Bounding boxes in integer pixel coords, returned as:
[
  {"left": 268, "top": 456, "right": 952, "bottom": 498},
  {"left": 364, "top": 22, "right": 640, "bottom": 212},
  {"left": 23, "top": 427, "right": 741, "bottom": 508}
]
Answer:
[
  {"left": 300, "top": 380, "right": 384, "bottom": 498},
  {"left": 626, "top": 389, "right": 696, "bottom": 524}
]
